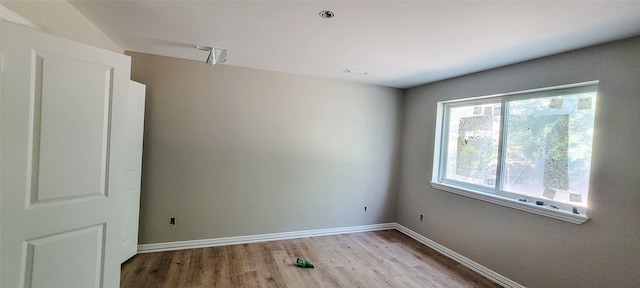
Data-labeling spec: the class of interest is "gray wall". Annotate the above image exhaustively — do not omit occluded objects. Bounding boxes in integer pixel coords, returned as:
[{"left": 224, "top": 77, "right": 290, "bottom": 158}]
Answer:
[
  {"left": 127, "top": 52, "right": 403, "bottom": 245},
  {"left": 398, "top": 36, "right": 640, "bottom": 288},
  {"left": 130, "top": 37, "right": 640, "bottom": 287}
]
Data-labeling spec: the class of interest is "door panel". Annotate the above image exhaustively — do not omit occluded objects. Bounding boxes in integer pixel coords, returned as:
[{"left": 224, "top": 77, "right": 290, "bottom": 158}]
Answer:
[
  {"left": 121, "top": 81, "right": 145, "bottom": 262},
  {"left": 31, "top": 51, "right": 113, "bottom": 204},
  {"left": 1, "top": 20, "right": 131, "bottom": 288},
  {"left": 26, "top": 225, "right": 105, "bottom": 288}
]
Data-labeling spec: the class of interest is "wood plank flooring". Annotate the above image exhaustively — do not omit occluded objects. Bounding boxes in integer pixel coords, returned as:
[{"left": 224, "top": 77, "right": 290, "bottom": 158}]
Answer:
[{"left": 121, "top": 229, "right": 501, "bottom": 288}]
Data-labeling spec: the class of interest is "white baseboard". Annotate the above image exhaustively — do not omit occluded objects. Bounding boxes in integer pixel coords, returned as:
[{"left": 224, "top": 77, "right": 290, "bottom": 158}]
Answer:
[
  {"left": 394, "top": 224, "right": 524, "bottom": 288},
  {"left": 137, "top": 222, "right": 522, "bottom": 288},
  {"left": 137, "top": 222, "right": 396, "bottom": 253}
]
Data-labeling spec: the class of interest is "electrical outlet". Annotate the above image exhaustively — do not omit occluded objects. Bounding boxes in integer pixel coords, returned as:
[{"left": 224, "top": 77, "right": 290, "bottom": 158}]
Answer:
[
  {"left": 169, "top": 217, "right": 176, "bottom": 225},
  {"left": 419, "top": 214, "right": 424, "bottom": 221}
]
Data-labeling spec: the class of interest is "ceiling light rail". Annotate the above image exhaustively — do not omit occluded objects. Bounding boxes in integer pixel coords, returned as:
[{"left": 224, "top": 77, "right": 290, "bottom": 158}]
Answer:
[{"left": 193, "top": 44, "right": 228, "bottom": 66}]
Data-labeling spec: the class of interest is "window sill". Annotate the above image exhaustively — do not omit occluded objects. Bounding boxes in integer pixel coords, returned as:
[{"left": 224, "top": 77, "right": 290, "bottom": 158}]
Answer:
[{"left": 430, "top": 182, "right": 589, "bottom": 224}]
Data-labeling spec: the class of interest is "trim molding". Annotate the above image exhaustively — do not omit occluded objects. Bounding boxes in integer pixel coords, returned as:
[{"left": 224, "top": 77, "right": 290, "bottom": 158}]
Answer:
[
  {"left": 0, "top": 5, "right": 44, "bottom": 31},
  {"left": 394, "top": 223, "right": 525, "bottom": 288},
  {"left": 137, "top": 223, "right": 396, "bottom": 253},
  {"left": 431, "top": 182, "right": 588, "bottom": 224},
  {"left": 137, "top": 222, "right": 523, "bottom": 288}
]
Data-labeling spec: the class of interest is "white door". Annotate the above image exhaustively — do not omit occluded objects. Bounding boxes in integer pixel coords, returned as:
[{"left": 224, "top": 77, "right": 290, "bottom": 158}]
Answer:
[
  {"left": 121, "top": 81, "right": 145, "bottom": 263},
  {"left": 0, "top": 20, "right": 131, "bottom": 288}
]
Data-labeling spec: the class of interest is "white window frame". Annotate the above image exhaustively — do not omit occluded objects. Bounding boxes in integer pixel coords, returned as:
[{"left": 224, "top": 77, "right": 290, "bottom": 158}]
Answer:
[{"left": 431, "top": 81, "right": 598, "bottom": 224}]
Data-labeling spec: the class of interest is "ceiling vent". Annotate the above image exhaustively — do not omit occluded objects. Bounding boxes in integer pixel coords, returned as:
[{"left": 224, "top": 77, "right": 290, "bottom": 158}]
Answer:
[{"left": 343, "top": 69, "right": 368, "bottom": 76}]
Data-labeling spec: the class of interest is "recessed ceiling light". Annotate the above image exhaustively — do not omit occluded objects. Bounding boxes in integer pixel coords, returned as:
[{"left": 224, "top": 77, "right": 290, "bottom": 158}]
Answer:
[
  {"left": 343, "top": 69, "right": 368, "bottom": 76},
  {"left": 319, "top": 10, "right": 334, "bottom": 18}
]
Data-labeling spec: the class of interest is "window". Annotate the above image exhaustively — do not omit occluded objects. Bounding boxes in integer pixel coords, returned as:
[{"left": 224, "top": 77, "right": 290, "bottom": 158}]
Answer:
[{"left": 432, "top": 82, "right": 598, "bottom": 224}]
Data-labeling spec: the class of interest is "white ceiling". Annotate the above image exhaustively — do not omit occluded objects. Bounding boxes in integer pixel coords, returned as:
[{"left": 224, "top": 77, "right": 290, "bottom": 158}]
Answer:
[{"left": 69, "top": 0, "right": 640, "bottom": 89}]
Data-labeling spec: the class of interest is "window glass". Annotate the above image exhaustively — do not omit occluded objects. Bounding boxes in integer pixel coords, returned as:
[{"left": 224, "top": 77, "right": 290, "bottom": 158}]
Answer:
[
  {"left": 444, "top": 103, "right": 501, "bottom": 188},
  {"left": 503, "top": 92, "right": 596, "bottom": 207}
]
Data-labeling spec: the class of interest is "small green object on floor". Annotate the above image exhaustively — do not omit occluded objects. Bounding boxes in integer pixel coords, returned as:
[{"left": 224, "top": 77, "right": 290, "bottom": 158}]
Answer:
[{"left": 296, "top": 258, "right": 314, "bottom": 268}]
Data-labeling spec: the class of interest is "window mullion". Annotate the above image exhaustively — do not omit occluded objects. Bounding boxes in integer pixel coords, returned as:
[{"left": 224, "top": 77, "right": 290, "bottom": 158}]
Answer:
[{"left": 494, "top": 98, "right": 509, "bottom": 193}]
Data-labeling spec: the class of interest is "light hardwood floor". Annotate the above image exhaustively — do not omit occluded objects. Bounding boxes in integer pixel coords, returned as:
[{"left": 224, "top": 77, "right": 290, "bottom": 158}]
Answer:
[{"left": 121, "top": 230, "right": 501, "bottom": 287}]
